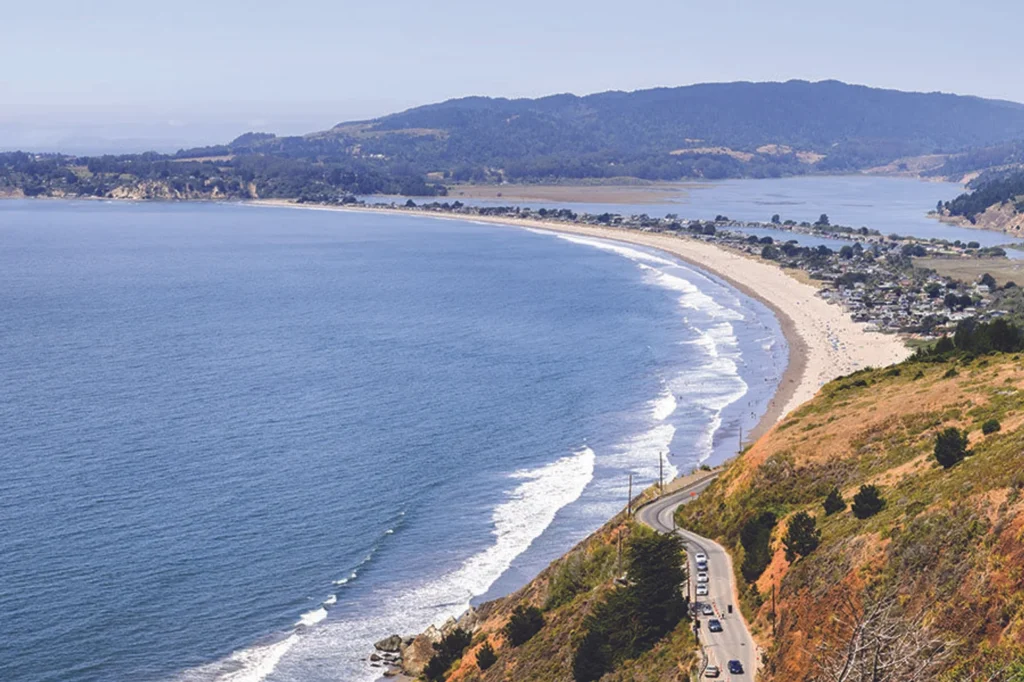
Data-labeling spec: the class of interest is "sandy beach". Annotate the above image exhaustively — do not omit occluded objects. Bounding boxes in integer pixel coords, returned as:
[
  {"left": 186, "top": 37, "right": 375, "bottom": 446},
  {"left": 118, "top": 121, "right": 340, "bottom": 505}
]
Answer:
[{"left": 252, "top": 200, "right": 912, "bottom": 442}]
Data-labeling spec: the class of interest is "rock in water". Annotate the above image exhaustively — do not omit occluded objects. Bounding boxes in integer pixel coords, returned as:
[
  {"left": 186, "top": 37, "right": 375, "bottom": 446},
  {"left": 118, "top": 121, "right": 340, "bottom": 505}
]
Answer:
[{"left": 374, "top": 634, "right": 403, "bottom": 653}]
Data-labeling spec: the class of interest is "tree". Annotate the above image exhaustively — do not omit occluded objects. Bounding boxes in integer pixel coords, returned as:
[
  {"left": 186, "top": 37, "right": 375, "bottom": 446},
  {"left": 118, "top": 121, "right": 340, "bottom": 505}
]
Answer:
[
  {"left": 740, "top": 511, "right": 777, "bottom": 581},
  {"left": 980, "top": 273, "right": 997, "bottom": 289},
  {"left": 934, "top": 427, "right": 969, "bottom": 468},
  {"left": 839, "top": 245, "right": 854, "bottom": 259},
  {"left": 504, "top": 605, "right": 545, "bottom": 646},
  {"left": 571, "top": 532, "right": 687, "bottom": 682},
  {"left": 476, "top": 641, "right": 497, "bottom": 670},
  {"left": 816, "top": 213, "right": 831, "bottom": 227},
  {"left": 811, "top": 590, "right": 949, "bottom": 681},
  {"left": 851, "top": 485, "right": 885, "bottom": 519},
  {"left": 783, "top": 511, "right": 821, "bottom": 562},
  {"left": 761, "top": 244, "right": 780, "bottom": 260},
  {"left": 823, "top": 486, "right": 847, "bottom": 515},
  {"left": 982, "top": 419, "right": 1001, "bottom": 435},
  {"left": 424, "top": 628, "right": 472, "bottom": 682},
  {"left": 771, "top": 213, "right": 781, "bottom": 224},
  {"left": 933, "top": 335, "right": 955, "bottom": 355}
]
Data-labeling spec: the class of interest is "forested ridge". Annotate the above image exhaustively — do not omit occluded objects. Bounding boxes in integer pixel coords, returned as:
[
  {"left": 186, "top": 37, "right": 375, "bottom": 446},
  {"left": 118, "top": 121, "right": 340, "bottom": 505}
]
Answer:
[{"left": 6, "top": 79, "right": 1024, "bottom": 200}]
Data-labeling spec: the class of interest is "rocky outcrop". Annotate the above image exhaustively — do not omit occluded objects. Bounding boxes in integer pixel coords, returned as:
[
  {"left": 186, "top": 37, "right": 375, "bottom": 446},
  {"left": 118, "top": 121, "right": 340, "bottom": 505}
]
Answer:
[{"left": 372, "top": 607, "right": 482, "bottom": 678}]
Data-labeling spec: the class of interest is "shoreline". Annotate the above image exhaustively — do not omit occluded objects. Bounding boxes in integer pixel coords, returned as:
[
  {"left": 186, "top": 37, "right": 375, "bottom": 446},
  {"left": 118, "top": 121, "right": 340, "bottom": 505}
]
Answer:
[{"left": 251, "top": 199, "right": 911, "bottom": 445}]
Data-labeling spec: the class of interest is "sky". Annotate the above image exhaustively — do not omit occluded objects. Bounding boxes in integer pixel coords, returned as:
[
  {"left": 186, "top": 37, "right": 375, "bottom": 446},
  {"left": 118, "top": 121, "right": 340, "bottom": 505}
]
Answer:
[{"left": 3, "top": 0, "right": 1023, "bottom": 152}]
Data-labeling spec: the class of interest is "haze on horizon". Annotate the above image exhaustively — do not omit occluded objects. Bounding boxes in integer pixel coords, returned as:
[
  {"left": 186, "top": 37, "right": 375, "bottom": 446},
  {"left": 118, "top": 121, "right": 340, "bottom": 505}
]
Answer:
[{"left": 3, "top": 0, "right": 1022, "bottom": 153}]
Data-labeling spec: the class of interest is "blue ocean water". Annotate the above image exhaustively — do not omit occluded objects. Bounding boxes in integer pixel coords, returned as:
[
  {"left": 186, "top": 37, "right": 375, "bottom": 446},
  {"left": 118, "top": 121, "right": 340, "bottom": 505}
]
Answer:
[{"left": 0, "top": 201, "right": 784, "bottom": 682}]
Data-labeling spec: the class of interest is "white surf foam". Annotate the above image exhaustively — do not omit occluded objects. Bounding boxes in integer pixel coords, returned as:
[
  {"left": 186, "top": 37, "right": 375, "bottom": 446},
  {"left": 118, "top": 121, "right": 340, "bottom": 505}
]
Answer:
[
  {"left": 323, "top": 594, "right": 337, "bottom": 606},
  {"left": 551, "top": 233, "right": 679, "bottom": 267},
  {"left": 296, "top": 607, "right": 328, "bottom": 627},
  {"left": 651, "top": 386, "right": 678, "bottom": 422},
  {"left": 175, "top": 448, "right": 596, "bottom": 682},
  {"left": 174, "top": 634, "right": 299, "bottom": 682}
]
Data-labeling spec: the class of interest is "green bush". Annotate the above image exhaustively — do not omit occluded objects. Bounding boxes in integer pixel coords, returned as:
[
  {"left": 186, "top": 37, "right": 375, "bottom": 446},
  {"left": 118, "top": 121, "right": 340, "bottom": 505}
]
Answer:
[
  {"left": 424, "top": 628, "right": 472, "bottom": 682},
  {"left": 851, "top": 485, "right": 886, "bottom": 519},
  {"left": 545, "top": 544, "right": 615, "bottom": 610},
  {"left": 739, "top": 511, "right": 777, "bottom": 582},
  {"left": 783, "top": 511, "right": 821, "bottom": 562},
  {"left": 475, "top": 641, "right": 497, "bottom": 670},
  {"left": 982, "top": 419, "right": 1002, "bottom": 435},
  {"left": 823, "top": 486, "right": 847, "bottom": 515},
  {"left": 934, "top": 427, "right": 969, "bottom": 468},
  {"left": 504, "top": 605, "right": 545, "bottom": 647}
]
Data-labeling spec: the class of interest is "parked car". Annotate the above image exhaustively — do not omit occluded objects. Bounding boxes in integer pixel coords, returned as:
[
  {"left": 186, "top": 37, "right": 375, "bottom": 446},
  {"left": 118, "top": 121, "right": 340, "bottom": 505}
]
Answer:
[
  {"left": 728, "top": 660, "right": 744, "bottom": 674},
  {"left": 694, "top": 552, "right": 707, "bottom": 563},
  {"left": 696, "top": 583, "right": 709, "bottom": 596},
  {"left": 702, "top": 603, "right": 714, "bottom": 616},
  {"left": 708, "top": 618, "right": 723, "bottom": 633},
  {"left": 696, "top": 560, "right": 708, "bottom": 571},
  {"left": 704, "top": 665, "right": 720, "bottom": 678},
  {"left": 696, "top": 572, "right": 709, "bottom": 583}
]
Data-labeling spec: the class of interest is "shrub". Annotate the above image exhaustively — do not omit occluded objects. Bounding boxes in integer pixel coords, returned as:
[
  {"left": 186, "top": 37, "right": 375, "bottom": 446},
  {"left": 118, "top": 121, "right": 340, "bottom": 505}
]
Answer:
[
  {"left": 504, "top": 605, "right": 545, "bottom": 647},
  {"left": 982, "top": 419, "right": 1002, "bottom": 435},
  {"left": 823, "top": 486, "right": 847, "bottom": 515},
  {"left": 783, "top": 511, "right": 821, "bottom": 562},
  {"left": 545, "top": 544, "right": 615, "bottom": 610},
  {"left": 424, "top": 628, "right": 472, "bottom": 682},
  {"left": 475, "top": 641, "right": 497, "bottom": 670},
  {"left": 934, "top": 427, "right": 969, "bottom": 468},
  {"left": 739, "top": 511, "right": 777, "bottom": 582},
  {"left": 851, "top": 485, "right": 886, "bottom": 519}
]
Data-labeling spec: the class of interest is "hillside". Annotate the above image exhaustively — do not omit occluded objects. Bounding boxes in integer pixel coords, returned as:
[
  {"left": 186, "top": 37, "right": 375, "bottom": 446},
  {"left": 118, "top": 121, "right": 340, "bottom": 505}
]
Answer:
[
  {"left": 319, "top": 80, "right": 1024, "bottom": 181},
  {"left": 677, "top": 350, "right": 1024, "bottom": 680},
  {"left": 384, "top": 490, "right": 699, "bottom": 682},
  {"left": 7, "top": 81, "right": 1024, "bottom": 201},
  {"left": 941, "top": 169, "right": 1024, "bottom": 235}
]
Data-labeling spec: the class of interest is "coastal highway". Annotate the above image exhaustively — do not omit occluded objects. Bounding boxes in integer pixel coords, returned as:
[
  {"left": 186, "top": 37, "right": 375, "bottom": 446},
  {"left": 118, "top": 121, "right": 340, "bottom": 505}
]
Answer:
[{"left": 636, "top": 476, "right": 758, "bottom": 681}]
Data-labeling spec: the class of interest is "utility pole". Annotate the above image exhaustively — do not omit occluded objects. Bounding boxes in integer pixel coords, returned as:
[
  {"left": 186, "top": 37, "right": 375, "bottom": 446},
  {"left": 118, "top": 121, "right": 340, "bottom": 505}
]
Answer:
[
  {"left": 659, "top": 452, "right": 664, "bottom": 493},
  {"left": 771, "top": 579, "right": 777, "bottom": 638},
  {"left": 627, "top": 473, "right": 633, "bottom": 517},
  {"left": 739, "top": 423, "right": 743, "bottom": 453}
]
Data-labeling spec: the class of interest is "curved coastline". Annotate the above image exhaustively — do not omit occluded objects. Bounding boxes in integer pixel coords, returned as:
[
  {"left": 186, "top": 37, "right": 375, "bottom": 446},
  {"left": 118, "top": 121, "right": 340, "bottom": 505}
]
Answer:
[{"left": 252, "top": 200, "right": 911, "bottom": 446}]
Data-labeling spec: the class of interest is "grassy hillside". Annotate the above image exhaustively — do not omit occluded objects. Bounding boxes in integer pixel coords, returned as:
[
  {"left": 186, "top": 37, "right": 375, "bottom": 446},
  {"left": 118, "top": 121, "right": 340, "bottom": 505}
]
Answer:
[
  {"left": 677, "top": 353, "right": 1024, "bottom": 680},
  {"left": 406, "top": 499, "right": 698, "bottom": 682}
]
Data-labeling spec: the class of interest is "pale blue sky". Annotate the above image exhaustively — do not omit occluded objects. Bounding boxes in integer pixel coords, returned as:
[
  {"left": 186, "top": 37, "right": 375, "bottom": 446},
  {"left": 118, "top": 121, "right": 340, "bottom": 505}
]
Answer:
[{"left": 3, "top": 0, "right": 1022, "bottom": 152}]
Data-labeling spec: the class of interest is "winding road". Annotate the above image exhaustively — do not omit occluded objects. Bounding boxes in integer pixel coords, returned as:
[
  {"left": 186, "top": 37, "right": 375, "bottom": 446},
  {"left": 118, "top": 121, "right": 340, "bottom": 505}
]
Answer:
[{"left": 636, "top": 476, "right": 758, "bottom": 680}]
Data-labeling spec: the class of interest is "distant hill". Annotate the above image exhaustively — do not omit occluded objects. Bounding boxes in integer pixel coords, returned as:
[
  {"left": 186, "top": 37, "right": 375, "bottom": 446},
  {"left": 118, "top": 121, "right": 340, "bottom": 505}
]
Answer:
[
  {"left": 8, "top": 80, "right": 1024, "bottom": 201},
  {"left": 314, "top": 80, "right": 1024, "bottom": 181}
]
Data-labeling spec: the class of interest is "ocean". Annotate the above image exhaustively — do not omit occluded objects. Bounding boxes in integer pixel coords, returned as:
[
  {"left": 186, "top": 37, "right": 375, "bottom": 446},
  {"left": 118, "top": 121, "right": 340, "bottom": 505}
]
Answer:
[{"left": 0, "top": 200, "right": 784, "bottom": 682}]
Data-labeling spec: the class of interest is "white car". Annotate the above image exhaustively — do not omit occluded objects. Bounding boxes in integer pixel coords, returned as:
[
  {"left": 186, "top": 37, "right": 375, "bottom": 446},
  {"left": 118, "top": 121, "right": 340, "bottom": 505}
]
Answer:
[
  {"left": 696, "top": 583, "right": 709, "bottom": 596},
  {"left": 694, "top": 552, "right": 707, "bottom": 563},
  {"left": 702, "top": 603, "right": 714, "bottom": 616},
  {"left": 696, "top": 572, "right": 709, "bottom": 583},
  {"left": 705, "top": 665, "right": 720, "bottom": 678}
]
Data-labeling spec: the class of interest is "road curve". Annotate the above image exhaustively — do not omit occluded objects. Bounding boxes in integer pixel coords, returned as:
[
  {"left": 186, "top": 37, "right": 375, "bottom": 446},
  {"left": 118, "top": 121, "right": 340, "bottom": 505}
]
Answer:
[{"left": 635, "top": 477, "right": 758, "bottom": 681}]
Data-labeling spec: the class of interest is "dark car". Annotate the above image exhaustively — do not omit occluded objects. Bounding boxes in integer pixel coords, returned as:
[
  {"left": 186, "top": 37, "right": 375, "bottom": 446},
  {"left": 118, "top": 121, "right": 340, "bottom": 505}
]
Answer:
[
  {"left": 707, "top": 618, "right": 723, "bottom": 633},
  {"left": 728, "top": 660, "right": 744, "bottom": 674}
]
